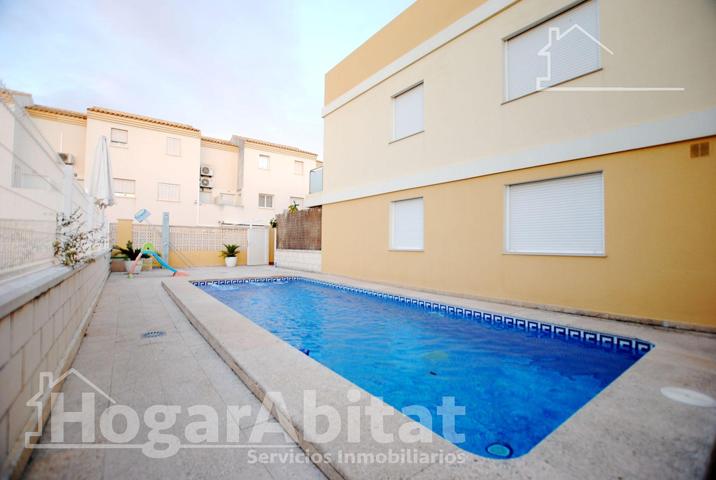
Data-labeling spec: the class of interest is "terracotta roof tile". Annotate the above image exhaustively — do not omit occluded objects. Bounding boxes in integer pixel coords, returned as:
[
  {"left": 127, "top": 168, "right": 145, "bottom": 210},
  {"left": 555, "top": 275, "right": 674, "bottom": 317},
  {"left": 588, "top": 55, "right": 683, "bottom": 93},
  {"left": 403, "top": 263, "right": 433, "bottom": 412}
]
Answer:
[
  {"left": 201, "top": 136, "right": 236, "bottom": 147},
  {"left": 87, "top": 106, "right": 199, "bottom": 132},
  {"left": 25, "top": 104, "right": 87, "bottom": 119},
  {"left": 241, "top": 136, "right": 317, "bottom": 157}
]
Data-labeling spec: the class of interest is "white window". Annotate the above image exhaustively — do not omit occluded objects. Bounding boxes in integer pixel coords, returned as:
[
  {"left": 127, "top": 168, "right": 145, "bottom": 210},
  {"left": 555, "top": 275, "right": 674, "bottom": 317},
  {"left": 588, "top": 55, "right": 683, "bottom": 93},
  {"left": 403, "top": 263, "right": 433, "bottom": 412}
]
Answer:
[
  {"left": 258, "top": 193, "right": 274, "bottom": 208},
  {"left": 258, "top": 154, "right": 270, "bottom": 170},
  {"left": 166, "top": 137, "right": 181, "bottom": 156},
  {"left": 113, "top": 178, "right": 135, "bottom": 197},
  {"left": 392, "top": 82, "right": 424, "bottom": 141},
  {"left": 110, "top": 128, "right": 128, "bottom": 144},
  {"left": 505, "top": 172, "right": 604, "bottom": 255},
  {"left": 289, "top": 197, "right": 303, "bottom": 208},
  {"left": 505, "top": 0, "right": 601, "bottom": 101},
  {"left": 390, "top": 197, "right": 424, "bottom": 251},
  {"left": 157, "top": 182, "right": 180, "bottom": 202},
  {"left": 294, "top": 160, "right": 304, "bottom": 175}
]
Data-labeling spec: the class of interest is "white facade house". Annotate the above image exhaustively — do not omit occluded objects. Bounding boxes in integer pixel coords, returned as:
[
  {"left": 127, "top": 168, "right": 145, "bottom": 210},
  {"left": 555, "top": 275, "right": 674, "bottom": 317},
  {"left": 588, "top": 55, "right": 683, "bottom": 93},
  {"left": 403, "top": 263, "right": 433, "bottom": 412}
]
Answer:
[{"left": 23, "top": 98, "right": 320, "bottom": 227}]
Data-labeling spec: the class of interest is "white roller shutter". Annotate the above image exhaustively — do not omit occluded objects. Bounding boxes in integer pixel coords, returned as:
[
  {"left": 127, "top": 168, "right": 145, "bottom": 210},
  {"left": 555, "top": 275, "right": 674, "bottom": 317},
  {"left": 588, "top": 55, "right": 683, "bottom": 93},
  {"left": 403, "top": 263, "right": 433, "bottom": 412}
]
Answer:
[
  {"left": 393, "top": 83, "right": 424, "bottom": 140},
  {"left": 506, "top": 172, "right": 604, "bottom": 255},
  {"left": 505, "top": 0, "right": 601, "bottom": 101},
  {"left": 391, "top": 197, "right": 424, "bottom": 250}
]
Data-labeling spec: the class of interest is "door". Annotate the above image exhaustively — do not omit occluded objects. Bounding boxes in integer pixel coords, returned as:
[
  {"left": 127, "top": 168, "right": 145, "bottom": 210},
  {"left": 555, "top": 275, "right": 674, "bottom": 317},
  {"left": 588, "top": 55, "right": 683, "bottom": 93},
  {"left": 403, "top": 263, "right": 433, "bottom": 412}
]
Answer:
[{"left": 247, "top": 226, "right": 268, "bottom": 265}]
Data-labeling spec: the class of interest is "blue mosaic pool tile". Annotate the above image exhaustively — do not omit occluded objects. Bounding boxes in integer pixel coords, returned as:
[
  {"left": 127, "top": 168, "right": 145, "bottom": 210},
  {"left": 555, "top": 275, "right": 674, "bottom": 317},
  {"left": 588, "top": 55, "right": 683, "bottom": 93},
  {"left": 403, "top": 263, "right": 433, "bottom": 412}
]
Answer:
[{"left": 192, "top": 276, "right": 654, "bottom": 356}]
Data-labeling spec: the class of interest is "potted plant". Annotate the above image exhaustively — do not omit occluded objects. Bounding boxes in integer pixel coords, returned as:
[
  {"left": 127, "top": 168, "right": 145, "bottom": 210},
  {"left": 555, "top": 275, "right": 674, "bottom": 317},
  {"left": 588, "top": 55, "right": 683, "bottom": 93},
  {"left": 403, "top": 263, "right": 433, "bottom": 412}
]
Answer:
[
  {"left": 220, "top": 244, "right": 239, "bottom": 267},
  {"left": 112, "top": 240, "right": 142, "bottom": 274}
]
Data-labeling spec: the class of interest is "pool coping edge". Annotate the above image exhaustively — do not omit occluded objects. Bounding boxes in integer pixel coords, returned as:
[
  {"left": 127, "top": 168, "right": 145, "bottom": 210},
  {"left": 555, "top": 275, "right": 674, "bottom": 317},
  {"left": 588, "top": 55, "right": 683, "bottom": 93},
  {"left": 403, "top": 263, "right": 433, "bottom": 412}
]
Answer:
[{"left": 162, "top": 276, "right": 472, "bottom": 479}]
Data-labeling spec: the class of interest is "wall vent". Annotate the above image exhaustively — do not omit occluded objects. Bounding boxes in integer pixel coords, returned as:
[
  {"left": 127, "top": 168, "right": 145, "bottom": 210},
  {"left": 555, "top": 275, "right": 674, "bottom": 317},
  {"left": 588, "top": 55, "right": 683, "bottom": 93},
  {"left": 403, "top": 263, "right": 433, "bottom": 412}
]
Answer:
[{"left": 690, "top": 142, "right": 710, "bottom": 158}]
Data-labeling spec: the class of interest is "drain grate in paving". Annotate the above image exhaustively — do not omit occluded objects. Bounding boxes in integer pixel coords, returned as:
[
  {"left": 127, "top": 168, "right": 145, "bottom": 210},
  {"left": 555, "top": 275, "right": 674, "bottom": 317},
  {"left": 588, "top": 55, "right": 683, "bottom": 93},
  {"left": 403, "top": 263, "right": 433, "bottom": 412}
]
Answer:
[{"left": 142, "top": 330, "right": 166, "bottom": 338}]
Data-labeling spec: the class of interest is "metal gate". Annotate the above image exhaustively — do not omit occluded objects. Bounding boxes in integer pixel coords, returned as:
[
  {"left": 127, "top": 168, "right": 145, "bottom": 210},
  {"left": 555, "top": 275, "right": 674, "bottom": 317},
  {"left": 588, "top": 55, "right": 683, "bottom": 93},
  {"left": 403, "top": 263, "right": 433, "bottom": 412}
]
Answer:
[{"left": 247, "top": 226, "right": 268, "bottom": 265}]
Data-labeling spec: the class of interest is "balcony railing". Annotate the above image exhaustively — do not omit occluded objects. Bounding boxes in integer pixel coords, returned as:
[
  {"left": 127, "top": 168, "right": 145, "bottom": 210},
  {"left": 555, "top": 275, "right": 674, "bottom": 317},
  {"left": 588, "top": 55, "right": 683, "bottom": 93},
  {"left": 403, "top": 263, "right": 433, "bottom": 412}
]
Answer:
[{"left": 309, "top": 166, "right": 323, "bottom": 194}]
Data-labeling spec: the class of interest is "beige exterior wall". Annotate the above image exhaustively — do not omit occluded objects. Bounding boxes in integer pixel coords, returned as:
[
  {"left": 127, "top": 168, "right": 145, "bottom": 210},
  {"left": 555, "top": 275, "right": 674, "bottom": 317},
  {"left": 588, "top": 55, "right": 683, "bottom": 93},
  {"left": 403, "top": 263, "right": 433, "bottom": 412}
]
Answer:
[
  {"left": 320, "top": 0, "right": 716, "bottom": 203},
  {"left": 25, "top": 115, "right": 87, "bottom": 183},
  {"left": 196, "top": 141, "right": 244, "bottom": 225},
  {"left": 28, "top": 108, "right": 319, "bottom": 228},
  {"left": 322, "top": 138, "right": 716, "bottom": 328},
  {"left": 240, "top": 144, "right": 319, "bottom": 224},
  {"left": 324, "top": 0, "right": 489, "bottom": 104},
  {"left": 319, "top": 0, "right": 716, "bottom": 328},
  {"left": 83, "top": 113, "right": 202, "bottom": 226}
]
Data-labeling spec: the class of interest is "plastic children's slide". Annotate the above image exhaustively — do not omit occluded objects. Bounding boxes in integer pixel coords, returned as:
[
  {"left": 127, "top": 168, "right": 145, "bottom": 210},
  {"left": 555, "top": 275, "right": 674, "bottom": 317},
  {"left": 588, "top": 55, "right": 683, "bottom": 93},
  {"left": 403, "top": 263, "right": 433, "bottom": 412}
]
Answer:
[{"left": 128, "top": 243, "right": 188, "bottom": 277}]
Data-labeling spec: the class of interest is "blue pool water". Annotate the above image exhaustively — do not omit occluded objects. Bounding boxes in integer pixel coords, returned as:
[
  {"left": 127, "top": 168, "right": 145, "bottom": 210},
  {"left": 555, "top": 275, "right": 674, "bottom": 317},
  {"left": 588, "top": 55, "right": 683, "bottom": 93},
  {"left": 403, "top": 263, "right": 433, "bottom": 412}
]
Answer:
[{"left": 198, "top": 278, "right": 650, "bottom": 458}]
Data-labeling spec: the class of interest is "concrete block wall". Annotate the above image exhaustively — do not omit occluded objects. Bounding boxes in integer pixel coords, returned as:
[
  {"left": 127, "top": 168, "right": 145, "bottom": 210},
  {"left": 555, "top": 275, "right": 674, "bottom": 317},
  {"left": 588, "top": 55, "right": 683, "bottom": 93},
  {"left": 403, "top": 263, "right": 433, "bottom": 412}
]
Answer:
[
  {"left": 0, "top": 254, "right": 109, "bottom": 477},
  {"left": 275, "top": 249, "right": 322, "bottom": 273}
]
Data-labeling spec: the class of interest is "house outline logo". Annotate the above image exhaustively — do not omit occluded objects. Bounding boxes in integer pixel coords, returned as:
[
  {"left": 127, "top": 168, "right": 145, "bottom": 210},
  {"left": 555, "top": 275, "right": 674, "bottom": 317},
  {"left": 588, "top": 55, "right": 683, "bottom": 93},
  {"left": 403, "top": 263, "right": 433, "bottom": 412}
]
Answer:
[
  {"left": 533, "top": 23, "right": 684, "bottom": 93},
  {"left": 536, "top": 24, "right": 614, "bottom": 91},
  {"left": 25, "top": 368, "right": 116, "bottom": 447}
]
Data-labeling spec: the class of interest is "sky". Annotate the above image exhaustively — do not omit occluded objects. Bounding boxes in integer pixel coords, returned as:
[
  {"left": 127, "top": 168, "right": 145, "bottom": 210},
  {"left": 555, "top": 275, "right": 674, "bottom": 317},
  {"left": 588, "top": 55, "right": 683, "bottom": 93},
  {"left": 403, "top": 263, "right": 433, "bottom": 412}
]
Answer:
[{"left": 0, "top": 0, "right": 413, "bottom": 156}]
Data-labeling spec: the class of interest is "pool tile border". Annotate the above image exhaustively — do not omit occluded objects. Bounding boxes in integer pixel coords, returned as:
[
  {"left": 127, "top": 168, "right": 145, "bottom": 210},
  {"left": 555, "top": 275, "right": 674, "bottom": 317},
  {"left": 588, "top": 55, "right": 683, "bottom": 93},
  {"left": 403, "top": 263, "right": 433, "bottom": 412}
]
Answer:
[{"left": 192, "top": 276, "right": 653, "bottom": 357}]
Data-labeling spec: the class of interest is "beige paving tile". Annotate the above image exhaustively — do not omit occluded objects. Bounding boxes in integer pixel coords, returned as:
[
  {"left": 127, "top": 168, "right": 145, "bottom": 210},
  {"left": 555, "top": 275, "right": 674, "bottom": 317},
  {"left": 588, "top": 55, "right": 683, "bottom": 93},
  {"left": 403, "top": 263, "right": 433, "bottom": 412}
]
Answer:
[{"left": 24, "top": 271, "right": 324, "bottom": 480}]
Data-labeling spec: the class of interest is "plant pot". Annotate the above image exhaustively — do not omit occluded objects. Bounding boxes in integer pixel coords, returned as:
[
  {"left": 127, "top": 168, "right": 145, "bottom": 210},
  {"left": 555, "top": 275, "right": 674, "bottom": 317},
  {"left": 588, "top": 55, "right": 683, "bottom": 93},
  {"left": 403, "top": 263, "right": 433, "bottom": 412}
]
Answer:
[
  {"left": 224, "top": 256, "right": 237, "bottom": 267},
  {"left": 125, "top": 260, "right": 140, "bottom": 275},
  {"left": 142, "top": 257, "right": 153, "bottom": 271}
]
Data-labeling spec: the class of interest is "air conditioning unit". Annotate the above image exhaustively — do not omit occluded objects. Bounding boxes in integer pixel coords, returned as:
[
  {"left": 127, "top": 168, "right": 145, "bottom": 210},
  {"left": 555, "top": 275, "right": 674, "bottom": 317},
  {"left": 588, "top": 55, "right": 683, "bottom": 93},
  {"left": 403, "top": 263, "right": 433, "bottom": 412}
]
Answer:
[
  {"left": 58, "top": 153, "right": 75, "bottom": 165},
  {"left": 200, "top": 177, "right": 215, "bottom": 189},
  {"left": 200, "top": 165, "right": 214, "bottom": 177}
]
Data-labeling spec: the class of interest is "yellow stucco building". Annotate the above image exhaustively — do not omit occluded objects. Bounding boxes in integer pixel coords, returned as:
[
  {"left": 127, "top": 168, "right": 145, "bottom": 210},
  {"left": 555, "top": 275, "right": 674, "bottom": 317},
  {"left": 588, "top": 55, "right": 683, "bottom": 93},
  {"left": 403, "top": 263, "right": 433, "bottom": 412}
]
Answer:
[{"left": 308, "top": 0, "right": 716, "bottom": 329}]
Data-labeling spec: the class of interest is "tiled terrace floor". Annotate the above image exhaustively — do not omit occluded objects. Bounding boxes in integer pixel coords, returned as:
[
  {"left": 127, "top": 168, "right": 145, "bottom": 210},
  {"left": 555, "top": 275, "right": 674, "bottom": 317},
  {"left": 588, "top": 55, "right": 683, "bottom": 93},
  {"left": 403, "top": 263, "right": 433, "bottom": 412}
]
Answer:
[
  {"left": 22, "top": 268, "right": 324, "bottom": 480},
  {"left": 21, "top": 266, "right": 716, "bottom": 479}
]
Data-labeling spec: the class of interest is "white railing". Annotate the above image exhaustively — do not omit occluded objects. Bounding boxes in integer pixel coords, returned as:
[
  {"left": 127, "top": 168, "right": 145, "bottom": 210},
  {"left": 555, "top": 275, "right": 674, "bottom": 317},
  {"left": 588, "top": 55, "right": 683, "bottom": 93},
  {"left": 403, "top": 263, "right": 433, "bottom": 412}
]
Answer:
[{"left": 0, "top": 89, "right": 107, "bottom": 280}]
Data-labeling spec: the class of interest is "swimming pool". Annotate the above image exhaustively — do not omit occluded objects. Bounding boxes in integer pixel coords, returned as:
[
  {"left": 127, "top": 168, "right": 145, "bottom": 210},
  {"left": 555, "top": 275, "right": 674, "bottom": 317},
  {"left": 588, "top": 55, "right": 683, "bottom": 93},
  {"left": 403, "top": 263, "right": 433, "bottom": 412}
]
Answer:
[{"left": 196, "top": 277, "right": 652, "bottom": 459}]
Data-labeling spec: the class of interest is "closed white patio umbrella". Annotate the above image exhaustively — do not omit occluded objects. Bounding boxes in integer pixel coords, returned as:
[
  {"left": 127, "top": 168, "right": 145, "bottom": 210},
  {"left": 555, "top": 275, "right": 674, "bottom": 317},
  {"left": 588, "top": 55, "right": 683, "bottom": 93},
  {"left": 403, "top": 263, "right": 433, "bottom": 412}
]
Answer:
[{"left": 88, "top": 135, "right": 114, "bottom": 208}]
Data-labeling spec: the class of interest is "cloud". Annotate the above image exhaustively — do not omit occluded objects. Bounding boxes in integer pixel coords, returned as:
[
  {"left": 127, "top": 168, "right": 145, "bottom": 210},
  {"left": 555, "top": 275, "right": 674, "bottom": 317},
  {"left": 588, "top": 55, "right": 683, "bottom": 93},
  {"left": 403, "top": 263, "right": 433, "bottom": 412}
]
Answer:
[{"left": 0, "top": 0, "right": 413, "bottom": 156}]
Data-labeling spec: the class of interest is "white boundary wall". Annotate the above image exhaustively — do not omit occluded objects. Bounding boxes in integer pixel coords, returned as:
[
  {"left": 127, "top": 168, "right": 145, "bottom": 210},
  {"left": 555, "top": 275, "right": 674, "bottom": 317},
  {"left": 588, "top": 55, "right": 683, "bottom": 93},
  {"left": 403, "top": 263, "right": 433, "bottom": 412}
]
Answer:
[
  {"left": 0, "top": 253, "right": 110, "bottom": 478},
  {"left": 275, "top": 249, "right": 321, "bottom": 273}
]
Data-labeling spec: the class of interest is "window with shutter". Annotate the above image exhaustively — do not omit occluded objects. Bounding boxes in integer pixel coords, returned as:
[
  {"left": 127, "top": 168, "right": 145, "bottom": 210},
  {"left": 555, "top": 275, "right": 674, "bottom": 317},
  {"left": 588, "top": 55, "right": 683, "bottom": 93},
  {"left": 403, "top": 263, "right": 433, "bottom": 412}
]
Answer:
[
  {"left": 259, "top": 193, "right": 274, "bottom": 208},
  {"left": 393, "top": 83, "right": 424, "bottom": 141},
  {"left": 505, "top": 172, "right": 604, "bottom": 255},
  {"left": 390, "top": 197, "right": 424, "bottom": 251},
  {"left": 166, "top": 137, "right": 181, "bottom": 156},
  {"left": 157, "top": 182, "right": 181, "bottom": 202},
  {"left": 110, "top": 128, "right": 128, "bottom": 144},
  {"left": 113, "top": 178, "right": 136, "bottom": 197},
  {"left": 505, "top": 0, "right": 601, "bottom": 101}
]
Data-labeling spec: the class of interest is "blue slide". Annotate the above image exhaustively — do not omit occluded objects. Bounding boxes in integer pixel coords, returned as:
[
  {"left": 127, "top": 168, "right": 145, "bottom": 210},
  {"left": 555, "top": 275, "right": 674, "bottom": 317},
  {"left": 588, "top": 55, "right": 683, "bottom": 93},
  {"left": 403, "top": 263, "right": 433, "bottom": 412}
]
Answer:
[{"left": 142, "top": 249, "right": 178, "bottom": 273}]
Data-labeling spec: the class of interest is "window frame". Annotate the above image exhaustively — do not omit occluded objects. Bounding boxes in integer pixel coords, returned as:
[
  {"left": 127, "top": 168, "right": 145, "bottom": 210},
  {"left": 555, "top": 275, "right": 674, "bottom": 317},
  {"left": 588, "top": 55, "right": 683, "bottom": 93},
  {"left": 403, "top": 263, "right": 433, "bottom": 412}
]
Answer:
[
  {"left": 110, "top": 128, "right": 128, "bottom": 145},
  {"left": 166, "top": 137, "right": 181, "bottom": 156},
  {"left": 258, "top": 193, "right": 274, "bottom": 209},
  {"left": 294, "top": 160, "right": 304, "bottom": 175},
  {"left": 157, "top": 182, "right": 181, "bottom": 203},
  {"left": 113, "top": 177, "right": 136, "bottom": 198},
  {"left": 389, "top": 197, "right": 425, "bottom": 252},
  {"left": 502, "top": 0, "right": 602, "bottom": 103},
  {"left": 391, "top": 81, "right": 425, "bottom": 143},
  {"left": 258, "top": 154, "right": 270, "bottom": 170},
  {"left": 503, "top": 171, "right": 605, "bottom": 257}
]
